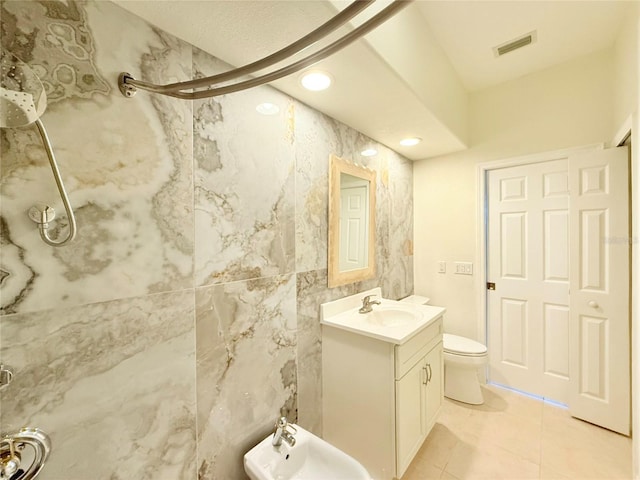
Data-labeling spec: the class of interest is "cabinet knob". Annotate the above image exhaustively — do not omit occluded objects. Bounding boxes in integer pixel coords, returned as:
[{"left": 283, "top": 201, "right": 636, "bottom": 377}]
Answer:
[{"left": 588, "top": 300, "right": 599, "bottom": 309}]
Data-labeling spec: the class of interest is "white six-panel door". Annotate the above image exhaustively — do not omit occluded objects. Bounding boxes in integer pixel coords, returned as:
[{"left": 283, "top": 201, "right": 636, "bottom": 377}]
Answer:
[
  {"left": 568, "top": 148, "right": 629, "bottom": 435},
  {"left": 339, "top": 181, "right": 369, "bottom": 272},
  {"left": 487, "top": 147, "right": 630, "bottom": 434},
  {"left": 488, "top": 159, "right": 571, "bottom": 404}
]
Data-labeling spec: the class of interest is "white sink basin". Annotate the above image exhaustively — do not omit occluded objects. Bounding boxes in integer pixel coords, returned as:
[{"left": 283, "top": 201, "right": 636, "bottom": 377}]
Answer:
[
  {"left": 364, "top": 305, "right": 423, "bottom": 327},
  {"left": 244, "top": 424, "right": 370, "bottom": 480},
  {"left": 320, "top": 288, "right": 446, "bottom": 344}
]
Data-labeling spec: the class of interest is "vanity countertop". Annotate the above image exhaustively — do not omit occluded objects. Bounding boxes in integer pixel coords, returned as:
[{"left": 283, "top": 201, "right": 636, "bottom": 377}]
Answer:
[{"left": 321, "top": 296, "right": 446, "bottom": 345}]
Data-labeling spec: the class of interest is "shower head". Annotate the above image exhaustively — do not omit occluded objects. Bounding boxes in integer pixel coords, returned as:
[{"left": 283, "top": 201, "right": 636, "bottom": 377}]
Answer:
[
  {"left": 0, "top": 50, "right": 47, "bottom": 128},
  {"left": 0, "top": 50, "right": 75, "bottom": 246}
]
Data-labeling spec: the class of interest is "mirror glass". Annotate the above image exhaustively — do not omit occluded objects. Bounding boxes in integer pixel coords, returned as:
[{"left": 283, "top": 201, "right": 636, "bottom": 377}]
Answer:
[{"left": 328, "top": 154, "right": 376, "bottom": 287}]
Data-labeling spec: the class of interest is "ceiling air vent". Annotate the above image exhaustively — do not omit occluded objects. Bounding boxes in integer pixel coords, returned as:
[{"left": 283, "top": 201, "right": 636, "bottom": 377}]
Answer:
[{"left": 493, "top": 31, "right": 537, "bottom": 57}]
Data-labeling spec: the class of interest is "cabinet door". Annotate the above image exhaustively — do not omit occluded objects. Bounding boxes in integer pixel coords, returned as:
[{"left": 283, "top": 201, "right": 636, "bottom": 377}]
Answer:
[
  {"left": 395, "top": 359, "right": 426, "bottom": 477},
  {"left": 424, "top": 342, "right": 443, "bottom": 430}
]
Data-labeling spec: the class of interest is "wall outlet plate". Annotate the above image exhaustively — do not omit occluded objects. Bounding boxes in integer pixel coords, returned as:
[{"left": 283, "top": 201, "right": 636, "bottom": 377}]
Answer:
[{"left": 454, "top": 262, "right": 473, "bottom": 275}]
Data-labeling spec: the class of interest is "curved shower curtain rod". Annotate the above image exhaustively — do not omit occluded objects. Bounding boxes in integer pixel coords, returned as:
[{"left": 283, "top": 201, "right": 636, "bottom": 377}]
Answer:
[{"left": 118, "top": 0, "right": 412, "bottom": 100}]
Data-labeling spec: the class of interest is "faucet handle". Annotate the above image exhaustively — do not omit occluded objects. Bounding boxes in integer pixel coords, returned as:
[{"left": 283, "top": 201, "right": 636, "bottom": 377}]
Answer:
[
  {"left": 363, "top": 294, "right": 381, "bottom": 305},
  {"left": 276, "top": 417, "right": 297, "bottom": 434},
  {"left": 359, "top": 294, "right": 381, "bottom": 313},
  {"left": 272, "top": 416, "right": 297, "bottom": 446}
]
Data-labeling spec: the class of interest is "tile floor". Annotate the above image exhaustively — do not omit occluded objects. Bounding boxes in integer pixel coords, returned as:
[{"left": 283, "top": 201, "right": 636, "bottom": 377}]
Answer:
[{"left": 402, "top": 384, "right": 632, "bottom": 480}]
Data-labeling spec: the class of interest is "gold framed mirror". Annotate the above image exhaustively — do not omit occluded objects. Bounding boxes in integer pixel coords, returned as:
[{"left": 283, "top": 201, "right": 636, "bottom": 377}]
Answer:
[{"left": 328, "top": 154, "right": 376, "bottom": 288}]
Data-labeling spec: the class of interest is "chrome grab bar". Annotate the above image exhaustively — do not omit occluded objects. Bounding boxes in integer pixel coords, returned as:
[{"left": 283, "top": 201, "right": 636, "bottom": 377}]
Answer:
[{"left": 0, "top": 429, "right": 51, "bottom": 480}]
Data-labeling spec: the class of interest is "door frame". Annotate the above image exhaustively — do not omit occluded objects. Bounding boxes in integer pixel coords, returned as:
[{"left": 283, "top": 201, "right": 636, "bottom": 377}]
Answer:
[{"left": 474, "top": 143, "right": 604, "bottom": 356}]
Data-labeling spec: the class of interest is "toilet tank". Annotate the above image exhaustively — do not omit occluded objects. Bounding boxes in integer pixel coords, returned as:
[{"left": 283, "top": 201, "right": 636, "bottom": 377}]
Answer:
[{"left": 400, "top": 295, "right": 430, "bottom": 305}]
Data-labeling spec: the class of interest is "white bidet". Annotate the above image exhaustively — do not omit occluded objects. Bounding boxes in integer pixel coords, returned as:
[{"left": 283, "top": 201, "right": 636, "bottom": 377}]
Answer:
[{"left": 244, "top": 423, "right": 370, "bottom": 480}]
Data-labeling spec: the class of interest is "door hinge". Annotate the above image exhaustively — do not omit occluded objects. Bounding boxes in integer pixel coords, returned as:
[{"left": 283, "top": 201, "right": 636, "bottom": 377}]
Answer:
[{"left": 487, "top": 282, "right": 496, "bottom": 291}]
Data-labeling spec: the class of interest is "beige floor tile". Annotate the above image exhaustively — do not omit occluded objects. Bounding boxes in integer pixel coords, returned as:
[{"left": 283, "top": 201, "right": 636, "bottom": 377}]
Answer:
[
  {"left": 439, "top": 387, "right": 543, "bottom": 465},
  {"left": 441, "top": 472, "right": 461, "bottom": 480},
  {"left": 539, "top": 464, "right": 573, "bottom": 479},
  {"left": 540, "top": 441, "right": 631, "bottom": 479},
  {"left": 401, "top": 461, "right": 444, "bottom": 480},
  {"left": 541, "top": 427, "right": 631, "bottom": 478},
  {"left": 409, "top": 422, "right": 460, "bottom": 470},
  {"left": 541, "top": 403, "right": 631, "bottom": 479},
  {"left": 466, "top": 409, "right": 542, "bottom": 464},
  {"left": 436, "top": 399, "right": 475, "bottom": 441},
  {"left": 444, "top": 439, "right": 540, "bottom": 480},
  {"left": 440, "top": 397, "right": 474, "bottom": 420},
  {"left": 422, "top": 384, "right": 630, "bottom": 480},
  {"left": 476, "top": 385, "right": 544, "bottom": 422},
  {"left": 542, "top": 402, "right": 630, "bottom": 445}
]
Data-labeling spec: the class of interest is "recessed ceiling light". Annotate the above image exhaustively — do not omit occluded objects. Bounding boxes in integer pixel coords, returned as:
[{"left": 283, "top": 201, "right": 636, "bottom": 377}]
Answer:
[
  {"left": 256, "top": 102, "right": 280, "bottom": 115},
  {"left": 400, "top": 137, "right": 422, "bottom": 146},
  {"left": 300, "top": 71, "right": 332, "bottom": 91},
  {"left": 361, "top": 148, "right": 378, "bottom": 157}
]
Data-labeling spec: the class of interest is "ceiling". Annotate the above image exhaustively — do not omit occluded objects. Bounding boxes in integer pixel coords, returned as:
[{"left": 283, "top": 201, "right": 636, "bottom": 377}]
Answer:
[
  {"left": 114, "top": 0, "right": 632, "bottom": 161},
  {"left": 416, "top": 1, "right": 631, "bottom": 92}
]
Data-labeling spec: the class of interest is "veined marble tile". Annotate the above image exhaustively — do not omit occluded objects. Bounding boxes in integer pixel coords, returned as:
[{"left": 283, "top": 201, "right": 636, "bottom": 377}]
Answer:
[
  {"left": 386, "top": 148, "right": 414, "bottom": 299},
  {"left": 380, "top": 253, "right": 414, "bottom": 301},
  {"left": 293, "top": 106, "right": 337, "bottom": 274},
  {"left": 295, "top": 269, "right": 361, "bottom": 435},
  {"left": 0, "top": 1, "right": 193, "bottom": 315},
  {"left": 193, "top": 48, "right": 295, "bottom": 287},
  {"left": 195, "top": 274, "right": 296, "bottom": 480},
  {"left": 0, "top": 290, "right": 196, "bottom": 480},
  {"left": 0, "top": 5, "right": 416, "bottom": 480},
  {"left": 294, "top": 103, "right": 381, "bottom": 274}
]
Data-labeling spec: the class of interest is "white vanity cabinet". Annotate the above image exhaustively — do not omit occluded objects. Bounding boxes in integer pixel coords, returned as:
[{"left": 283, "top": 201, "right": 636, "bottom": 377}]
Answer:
[
  {"left": 322, "top": 314, "right": 443, "bottom": 480},
  {"left": 395, "top": 330, "right": 443, "bottom": 476}
]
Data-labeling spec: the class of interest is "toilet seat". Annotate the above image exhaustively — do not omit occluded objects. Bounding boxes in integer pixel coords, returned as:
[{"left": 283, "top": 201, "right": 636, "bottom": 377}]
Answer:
[{"left": 443, "top": 333, "right": 487, "bottom": 357}]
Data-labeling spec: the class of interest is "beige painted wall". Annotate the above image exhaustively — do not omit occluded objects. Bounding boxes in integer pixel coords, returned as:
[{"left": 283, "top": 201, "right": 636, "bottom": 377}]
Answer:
[
  {"left": 628, "top": 5, "right": 640, "bottom": 478},
  {"left": 611, "top": 4, "right": 639, "bottom": 475},
  {"left": 614, "top": 2, "right": 639, "bottom": 136},
  {"left": 415, "top": 14, "right": 640, "bottom": 473},
  {"left": 363, "top": 3, "right": 469, "bottom": 145},
  {"left": 632, "top": 109, "right": 639, "bottom": 480},
  {"left": 414, "top": 48, "right": 614, "bottom": 340}
]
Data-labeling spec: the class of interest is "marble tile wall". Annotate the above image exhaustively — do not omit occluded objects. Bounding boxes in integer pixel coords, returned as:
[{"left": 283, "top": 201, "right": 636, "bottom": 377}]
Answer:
[{"left": 0, "top": 1, "right": 413, "bottom": 478}]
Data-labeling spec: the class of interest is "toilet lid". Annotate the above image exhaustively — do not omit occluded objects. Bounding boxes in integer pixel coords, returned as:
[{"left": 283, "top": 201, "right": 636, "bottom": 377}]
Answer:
[{"left": 443, "top": 334, "right": 487, "bottom": 356}]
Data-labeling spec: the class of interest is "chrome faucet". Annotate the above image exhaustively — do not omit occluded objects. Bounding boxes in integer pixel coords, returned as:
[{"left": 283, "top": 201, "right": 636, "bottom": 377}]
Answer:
[
  {"left": 272, "top": 416, "right": 296, "bottom": 447},
  {"left": 359, "top": 294, "right": 381, "bottom": 314}
]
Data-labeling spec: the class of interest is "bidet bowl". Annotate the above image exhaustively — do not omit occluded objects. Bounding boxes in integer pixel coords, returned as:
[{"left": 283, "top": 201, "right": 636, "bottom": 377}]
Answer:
[{"left": 244, "top": 424, "right": 370, "bottom": 480}]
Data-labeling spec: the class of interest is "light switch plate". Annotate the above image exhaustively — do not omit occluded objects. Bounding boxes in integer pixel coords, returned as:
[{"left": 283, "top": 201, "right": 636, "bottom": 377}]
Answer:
[{"left": 437, "top": 261, "right": 446, "bottom": 273}]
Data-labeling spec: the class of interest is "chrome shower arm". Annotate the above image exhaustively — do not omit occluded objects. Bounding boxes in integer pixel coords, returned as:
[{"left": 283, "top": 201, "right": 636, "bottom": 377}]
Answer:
[
  {"left": 33, "top": 119, "right": 77, "bottom": 247},
  {"left": 119, "top": 0, "right": 412, "bottom": 100}
]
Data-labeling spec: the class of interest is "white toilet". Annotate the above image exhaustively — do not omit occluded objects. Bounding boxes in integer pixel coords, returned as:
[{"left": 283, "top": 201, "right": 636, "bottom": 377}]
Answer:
[
  {"left": 401, "top": 295, "right": 489, "bottom": 405},
  {"left": 442, "top": 333, "right": 488, "bottom": 404}
]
